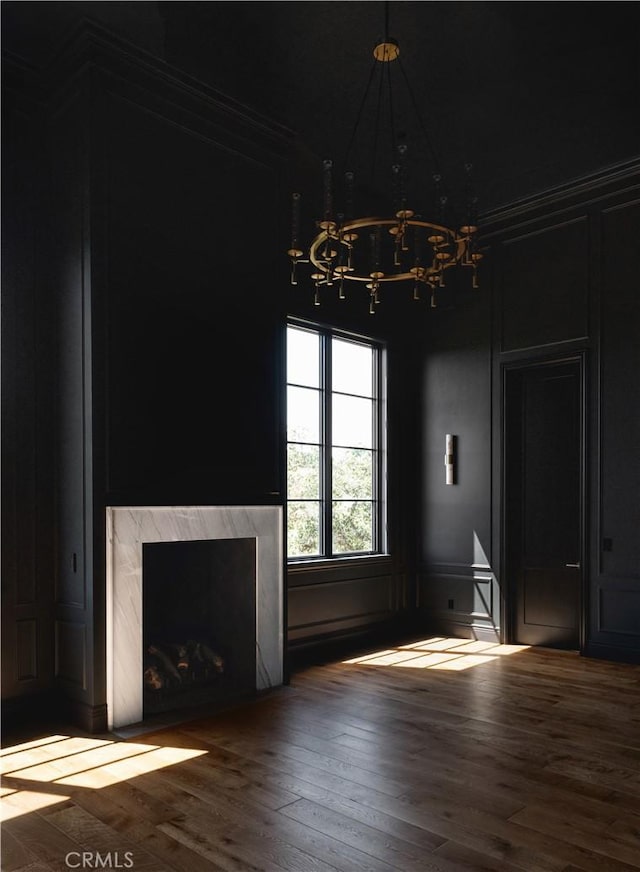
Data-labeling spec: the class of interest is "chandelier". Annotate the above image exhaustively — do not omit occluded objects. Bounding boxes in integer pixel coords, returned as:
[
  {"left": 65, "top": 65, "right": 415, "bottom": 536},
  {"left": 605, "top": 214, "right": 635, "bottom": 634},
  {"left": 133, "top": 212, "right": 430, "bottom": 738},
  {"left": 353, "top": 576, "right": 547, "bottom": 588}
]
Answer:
[{"left": 287, "top": 20, "right": 483, "bottom": 314}]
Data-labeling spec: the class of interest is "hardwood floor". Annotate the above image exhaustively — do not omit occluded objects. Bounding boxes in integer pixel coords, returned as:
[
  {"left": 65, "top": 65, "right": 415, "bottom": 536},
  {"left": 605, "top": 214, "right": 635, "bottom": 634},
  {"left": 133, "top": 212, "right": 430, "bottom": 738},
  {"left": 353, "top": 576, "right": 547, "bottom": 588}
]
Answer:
[{"left": 2, "top": 637, "right": 640, "bottom": 871}]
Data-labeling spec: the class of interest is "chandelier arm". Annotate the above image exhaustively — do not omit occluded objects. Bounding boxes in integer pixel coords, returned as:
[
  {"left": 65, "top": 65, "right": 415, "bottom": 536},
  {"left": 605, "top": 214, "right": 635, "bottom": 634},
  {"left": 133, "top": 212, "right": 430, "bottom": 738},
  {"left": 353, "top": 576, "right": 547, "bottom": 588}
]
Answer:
[
  {"left": 343, "top": 56, "right": 380, "bottom": 172},
  {"left": 309, "top": 217, "right": 466, "bottom": 284}
]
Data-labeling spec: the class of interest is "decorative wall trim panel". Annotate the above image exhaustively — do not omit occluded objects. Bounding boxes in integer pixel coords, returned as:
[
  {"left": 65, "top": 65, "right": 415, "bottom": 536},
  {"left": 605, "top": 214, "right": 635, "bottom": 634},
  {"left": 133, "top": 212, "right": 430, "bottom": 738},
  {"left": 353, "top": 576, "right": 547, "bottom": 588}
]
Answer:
[
  {"left": 598, "top": 587, "right": 640, "bottom": 636},
  {"left": 16, "top": 619, "right": 37, "bottom": 681},
  {"left": 288, "top": 575, "right": 396, "bottom": 643},
  {"left": 417, "top": 567, "right": 498, "bottom": 629},
  {"left": 288, "top": 557, "right": 394, "bottom": 587},
  {"left": 55, "top": 620, "right": 87, "bottom": 688}
]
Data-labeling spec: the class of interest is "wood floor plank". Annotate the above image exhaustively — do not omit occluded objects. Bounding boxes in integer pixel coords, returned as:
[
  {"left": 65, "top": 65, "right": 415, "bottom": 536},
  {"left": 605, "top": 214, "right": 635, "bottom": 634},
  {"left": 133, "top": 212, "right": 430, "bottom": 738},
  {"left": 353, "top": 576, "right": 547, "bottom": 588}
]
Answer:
[
  {"left": 180, "top": 725, "right": 408, "bottom": 798},
  {"left": 3, "top": 863, "right": 54, "bottom": 872},
  {"left": 2, "top": 813, "right": 84, "bottom": 872},
  {"left": 157, "top": 819, "right": 292, "bottom": 872},
  {"left": 44, "top": 805, "right": 172, "bottom": 871},
  {"left": 509, "top": 803, "right": 640, "bottom": 867},
  {"left": 0, "top": 826, "right": 42, "bottom": 871},
  {"left": 4, "top": 641, "right": 640, "bottom": 871},
  {"left": 278, "top": 798, "right": 470, "bottom": 872},
  {"left": 55, "top": 784, "right": 219, "bottom": 872},
  {"left": 607, "top": 816, "right": 640, "bottom": 851},
  {"left": 157, "top": 786, "right": 396, "bottom": 872},
  {"left": 169, "top": 729, "right": 396, "bottom": 809},
  {"left": 433, "top": 839, "right": 538, "bottom": 872}
]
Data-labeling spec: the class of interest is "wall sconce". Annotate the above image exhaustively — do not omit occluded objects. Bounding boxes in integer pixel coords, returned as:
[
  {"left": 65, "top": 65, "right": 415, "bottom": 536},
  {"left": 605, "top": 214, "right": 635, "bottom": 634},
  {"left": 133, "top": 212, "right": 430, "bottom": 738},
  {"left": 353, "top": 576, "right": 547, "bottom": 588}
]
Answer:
[{"left": 445, "top": 434, "right": 455, "bottom": 485}]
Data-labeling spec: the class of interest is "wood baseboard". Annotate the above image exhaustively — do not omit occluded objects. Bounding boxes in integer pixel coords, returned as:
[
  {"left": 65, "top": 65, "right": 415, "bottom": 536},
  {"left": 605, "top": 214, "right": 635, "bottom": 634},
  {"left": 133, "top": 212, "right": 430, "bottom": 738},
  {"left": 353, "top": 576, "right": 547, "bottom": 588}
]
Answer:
[
  {"left": 583, "top": 641, "right": 640, "bottom": 665},
  {"left": 64, "top": 700, "right": 108, "bottom": 733}
]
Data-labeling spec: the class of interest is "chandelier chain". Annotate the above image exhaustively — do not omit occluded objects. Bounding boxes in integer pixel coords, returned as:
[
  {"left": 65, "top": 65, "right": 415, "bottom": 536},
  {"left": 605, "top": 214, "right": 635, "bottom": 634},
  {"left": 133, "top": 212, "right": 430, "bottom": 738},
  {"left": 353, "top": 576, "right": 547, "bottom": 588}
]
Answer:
[
  {"left": 396, "top": 55, "right": 442, "bottom": 180},
  {"left": 344, "top": 56, "right": 378, "bottom": 172},
  {"left": 371, "top": 55, "right": 387, "bottom": 186},
  {"left": 386, "top": 49, "right": 398, "bottom": 164}
]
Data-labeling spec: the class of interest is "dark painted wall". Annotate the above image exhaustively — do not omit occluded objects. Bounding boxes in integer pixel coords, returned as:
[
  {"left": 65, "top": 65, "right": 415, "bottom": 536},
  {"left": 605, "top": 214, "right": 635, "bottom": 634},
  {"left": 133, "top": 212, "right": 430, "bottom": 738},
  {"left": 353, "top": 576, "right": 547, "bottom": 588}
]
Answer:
[
  {"left": 101, "top": 80, "right": 284, "bottom": 505},
  {"left": 417, "top": 167, "right": 640, "bottom": 660},
  {"left": 1, "top": 61, "right": 55, "bottom": 704},
  {"left": 417, "top": 282, "right": 497, "bottom": 638},
  {"left": 595, "top": 200, "right": 640, "bottom": 653}
]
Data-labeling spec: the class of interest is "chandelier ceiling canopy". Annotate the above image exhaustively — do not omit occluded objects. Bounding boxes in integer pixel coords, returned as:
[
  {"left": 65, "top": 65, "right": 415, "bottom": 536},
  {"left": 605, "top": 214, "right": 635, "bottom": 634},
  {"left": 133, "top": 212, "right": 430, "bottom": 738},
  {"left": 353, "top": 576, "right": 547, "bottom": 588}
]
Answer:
[{"left": 287, "top": 9, "right": 483, "bottom": 314}]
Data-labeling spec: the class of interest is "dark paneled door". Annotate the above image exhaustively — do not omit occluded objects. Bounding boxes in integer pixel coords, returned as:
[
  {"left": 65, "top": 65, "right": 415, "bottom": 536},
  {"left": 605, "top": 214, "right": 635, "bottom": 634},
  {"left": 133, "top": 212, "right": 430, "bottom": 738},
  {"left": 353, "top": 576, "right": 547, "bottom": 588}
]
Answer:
[{"left": 506, "top": 361, "right": 582, "bottom": 648}]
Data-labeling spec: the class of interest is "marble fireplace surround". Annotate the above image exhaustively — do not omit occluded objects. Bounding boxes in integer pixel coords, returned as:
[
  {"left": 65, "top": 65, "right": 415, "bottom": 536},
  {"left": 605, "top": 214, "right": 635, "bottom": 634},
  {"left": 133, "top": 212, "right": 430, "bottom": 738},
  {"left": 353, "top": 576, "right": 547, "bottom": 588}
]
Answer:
[{"left": 106, "top": 506, "right": 283, "bottom": 729}]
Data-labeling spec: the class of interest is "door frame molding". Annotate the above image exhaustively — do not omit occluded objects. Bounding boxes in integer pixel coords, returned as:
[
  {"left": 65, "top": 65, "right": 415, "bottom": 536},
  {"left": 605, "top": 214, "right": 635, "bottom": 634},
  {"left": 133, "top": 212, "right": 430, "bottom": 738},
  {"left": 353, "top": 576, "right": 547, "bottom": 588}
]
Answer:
[{"left": 500, "top": 351, "right": 588, "bottom": 651}]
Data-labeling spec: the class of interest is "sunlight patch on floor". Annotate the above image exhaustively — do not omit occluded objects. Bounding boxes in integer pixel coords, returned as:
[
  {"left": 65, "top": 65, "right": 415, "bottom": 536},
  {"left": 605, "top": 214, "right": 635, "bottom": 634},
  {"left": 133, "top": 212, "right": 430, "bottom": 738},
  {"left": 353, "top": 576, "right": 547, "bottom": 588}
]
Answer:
[
  {"left": 0, "top": 734, "right": 207, "bottom": 821},
  {"left": 1, "top": 787, "right": 72, "bottom": 822},
  {"left": 0, "top": 734, "right": 71, "bottom": 757},
  {"left": 343, "top": 637, "right": 530, "bottom": 670},
  {"left": 1, "top": 736, "right": 119, "bottom": 776},
  {"left": 393, "top": 652, "right": 467, "bottom": 668}
]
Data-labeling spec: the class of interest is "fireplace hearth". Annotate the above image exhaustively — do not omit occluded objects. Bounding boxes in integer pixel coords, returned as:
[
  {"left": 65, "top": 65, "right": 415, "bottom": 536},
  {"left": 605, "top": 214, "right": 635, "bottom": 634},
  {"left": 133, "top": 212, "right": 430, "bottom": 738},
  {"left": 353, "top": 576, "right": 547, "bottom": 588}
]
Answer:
[{"left": 106, "top": 506, "right": 283, "bottom": 729}]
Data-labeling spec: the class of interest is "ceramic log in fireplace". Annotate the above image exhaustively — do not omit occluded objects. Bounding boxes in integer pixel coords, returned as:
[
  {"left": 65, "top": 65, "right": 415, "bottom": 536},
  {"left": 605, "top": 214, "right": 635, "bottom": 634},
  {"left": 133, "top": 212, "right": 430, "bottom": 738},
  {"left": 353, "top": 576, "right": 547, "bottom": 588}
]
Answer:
[{"left": 142, "top": 537, "right": 256, "bottom": 715}]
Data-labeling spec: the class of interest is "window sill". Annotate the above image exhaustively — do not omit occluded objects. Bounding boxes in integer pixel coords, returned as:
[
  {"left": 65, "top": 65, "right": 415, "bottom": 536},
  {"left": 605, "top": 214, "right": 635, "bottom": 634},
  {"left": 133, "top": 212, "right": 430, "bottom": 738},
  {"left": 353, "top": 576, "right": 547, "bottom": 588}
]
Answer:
[{"left": 287, "top": 553, "right": 392, "bottom": 574}]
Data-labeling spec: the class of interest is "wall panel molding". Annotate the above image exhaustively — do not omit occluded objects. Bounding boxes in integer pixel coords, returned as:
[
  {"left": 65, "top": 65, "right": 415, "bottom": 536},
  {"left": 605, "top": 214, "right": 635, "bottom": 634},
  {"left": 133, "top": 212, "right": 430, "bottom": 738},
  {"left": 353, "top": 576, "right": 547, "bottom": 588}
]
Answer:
[
  {"left": 417, "top": 565, "right": 498, "bottom": 628},
  {"left": 55, "top": 620, "right": 87, "bottom": 688},
  {"left": 16, "top": 620, "right": 38, "bottom": 681},
  {"left": 598, "top": 586, "right": 640, "bottom": 636},
  {"left": 288, "top": 575, "right": 399, "bottom": 643}
]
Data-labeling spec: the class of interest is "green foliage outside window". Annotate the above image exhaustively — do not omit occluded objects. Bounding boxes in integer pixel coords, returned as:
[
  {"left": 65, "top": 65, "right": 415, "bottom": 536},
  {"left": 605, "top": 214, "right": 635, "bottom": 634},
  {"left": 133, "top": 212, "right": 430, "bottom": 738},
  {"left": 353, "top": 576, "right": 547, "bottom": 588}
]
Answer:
[{"left": 287, "top": 443, "right": 373, "bottom": 556}]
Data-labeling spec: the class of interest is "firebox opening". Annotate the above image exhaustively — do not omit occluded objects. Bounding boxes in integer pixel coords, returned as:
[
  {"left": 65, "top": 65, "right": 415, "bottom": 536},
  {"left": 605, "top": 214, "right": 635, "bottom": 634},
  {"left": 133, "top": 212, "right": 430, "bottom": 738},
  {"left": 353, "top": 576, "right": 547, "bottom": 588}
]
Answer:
[{"left": 142, "top": 537, "right": 256, "bottom": 716}]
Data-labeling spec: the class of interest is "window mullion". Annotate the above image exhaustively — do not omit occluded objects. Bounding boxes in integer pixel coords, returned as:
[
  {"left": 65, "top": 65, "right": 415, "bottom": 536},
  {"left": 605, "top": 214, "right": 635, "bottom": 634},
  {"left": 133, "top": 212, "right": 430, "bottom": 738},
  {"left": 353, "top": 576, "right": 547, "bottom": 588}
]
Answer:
[
  {"left": 377, "top": 348, "right": 383, "bottom": 551},
  {"left": 372, "top": 349, "right": 382, "bottom": 551},
  {"left": 324, "top": 332, "right": 333, "bottom": 558},
  {"left": 376, "top": 345, "right": 386, "bottom": 553}
]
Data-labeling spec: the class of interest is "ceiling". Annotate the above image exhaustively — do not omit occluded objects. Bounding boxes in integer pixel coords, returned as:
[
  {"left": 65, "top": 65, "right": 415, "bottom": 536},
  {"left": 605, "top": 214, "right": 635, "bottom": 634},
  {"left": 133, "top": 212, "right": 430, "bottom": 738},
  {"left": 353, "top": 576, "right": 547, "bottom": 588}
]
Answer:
[{"left": 3, "top": 1, "right": 640, "bottom": 210}]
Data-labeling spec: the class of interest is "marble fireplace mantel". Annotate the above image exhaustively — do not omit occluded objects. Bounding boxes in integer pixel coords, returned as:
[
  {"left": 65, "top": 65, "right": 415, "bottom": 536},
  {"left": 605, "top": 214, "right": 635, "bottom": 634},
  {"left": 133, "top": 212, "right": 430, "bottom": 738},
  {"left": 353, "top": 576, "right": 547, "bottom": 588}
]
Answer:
[{"left": 106, "top": 506, "right": 283, "bottom": 729}]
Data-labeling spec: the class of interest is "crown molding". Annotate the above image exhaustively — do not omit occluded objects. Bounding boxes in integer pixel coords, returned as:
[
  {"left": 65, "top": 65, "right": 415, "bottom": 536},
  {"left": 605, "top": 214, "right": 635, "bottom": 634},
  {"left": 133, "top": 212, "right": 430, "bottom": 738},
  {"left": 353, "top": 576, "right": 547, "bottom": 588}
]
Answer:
[
  {"left": 14, "top": 18, "right": 294, "bottom": 155},
  {"left": 2, "top": 49, "right": 47, "bottom": 106},
  {"left": 479, "top": 158, "right": 640, "bottom": 234}
]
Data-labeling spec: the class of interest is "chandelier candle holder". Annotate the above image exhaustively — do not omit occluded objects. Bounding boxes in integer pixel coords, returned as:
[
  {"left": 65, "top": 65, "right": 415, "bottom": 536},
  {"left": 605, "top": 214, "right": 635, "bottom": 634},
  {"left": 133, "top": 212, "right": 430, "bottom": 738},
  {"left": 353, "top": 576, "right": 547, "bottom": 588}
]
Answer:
[{"left": 287, "top": 30, "right": 483, "bottom": 314}]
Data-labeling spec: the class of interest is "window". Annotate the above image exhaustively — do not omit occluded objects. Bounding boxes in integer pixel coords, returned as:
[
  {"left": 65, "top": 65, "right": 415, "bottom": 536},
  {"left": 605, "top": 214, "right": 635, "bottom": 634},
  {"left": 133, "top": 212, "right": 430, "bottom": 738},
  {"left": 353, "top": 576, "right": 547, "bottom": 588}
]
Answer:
[{"left": 286, "top": 323, "right": 386, "bottom": 560}]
